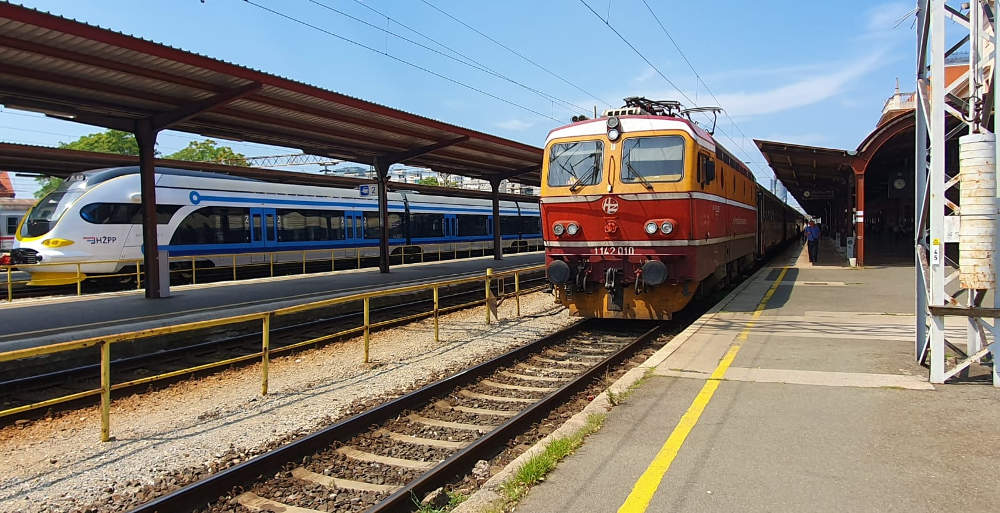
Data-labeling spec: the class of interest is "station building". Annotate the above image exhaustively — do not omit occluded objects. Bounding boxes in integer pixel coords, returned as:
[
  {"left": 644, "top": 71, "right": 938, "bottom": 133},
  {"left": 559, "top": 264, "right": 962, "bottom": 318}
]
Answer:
[
  {"left": 0, "top": 171, "right": 35, "bottom": 251},
  {"left": 756, "top": 66, "right": 967, "bottom": 266}
]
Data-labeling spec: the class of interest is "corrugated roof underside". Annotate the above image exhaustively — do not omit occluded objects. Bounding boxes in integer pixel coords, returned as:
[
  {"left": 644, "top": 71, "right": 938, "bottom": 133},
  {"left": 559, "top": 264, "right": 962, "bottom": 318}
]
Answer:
[{"left": 0, "top": 9, "right": 541, "bottom": 184}]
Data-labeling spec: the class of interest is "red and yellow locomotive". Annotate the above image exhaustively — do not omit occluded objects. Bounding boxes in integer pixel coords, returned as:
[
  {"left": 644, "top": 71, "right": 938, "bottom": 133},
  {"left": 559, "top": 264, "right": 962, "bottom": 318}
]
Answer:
[{"left": 542, "top": 98, "right": 796, "bottom": 319}]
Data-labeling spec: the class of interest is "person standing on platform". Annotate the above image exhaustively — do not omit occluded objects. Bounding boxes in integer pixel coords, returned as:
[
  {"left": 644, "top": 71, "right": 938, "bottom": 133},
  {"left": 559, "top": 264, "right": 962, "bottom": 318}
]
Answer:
[{"left": 805, "top": 220, "right": 821, "bottom": 263}]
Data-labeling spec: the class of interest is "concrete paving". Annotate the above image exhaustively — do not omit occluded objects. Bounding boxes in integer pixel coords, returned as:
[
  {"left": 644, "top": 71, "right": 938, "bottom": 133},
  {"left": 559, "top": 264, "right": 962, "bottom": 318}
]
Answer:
[
  {"left": 514, "top": 241, "right": 999, "bottom": 513},
  {"left": 0, "top": 252, "right": 542, "bottom": 350}
]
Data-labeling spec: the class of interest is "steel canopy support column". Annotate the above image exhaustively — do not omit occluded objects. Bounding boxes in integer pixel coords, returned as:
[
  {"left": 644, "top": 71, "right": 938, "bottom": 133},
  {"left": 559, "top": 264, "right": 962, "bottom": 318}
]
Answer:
[
  {"left": 491, "top": 178, "right": 502, "bottom": 261},
  {"left": 135, "top": 119, "right": 165, "bottom": 298},
  {"left": 993, "top": 0, "right": 1000, "bottom": 387},
  {"left": 374, "top": 158, "right": 391, "bottom": 274},
  {"left": 915, "top": 6, "right": 929, "bottom": 365},
  {"left": 853, "top": 165, "right": 866, "bottom": 267},
  {"left": 368, "top": 136, "right": 470, "bottom": 274},
  {"left": 928, "top": 0, "right": 947, "bottom": 383}
]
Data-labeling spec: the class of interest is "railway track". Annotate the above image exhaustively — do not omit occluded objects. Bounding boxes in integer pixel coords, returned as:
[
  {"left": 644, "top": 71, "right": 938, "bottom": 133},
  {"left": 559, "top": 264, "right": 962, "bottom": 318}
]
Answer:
[
  {"left": 125, "top": 320, "right": 663, "bottom": 513},
  {"left": 0, "top": 274, "right": 547, "bottom": 422}
]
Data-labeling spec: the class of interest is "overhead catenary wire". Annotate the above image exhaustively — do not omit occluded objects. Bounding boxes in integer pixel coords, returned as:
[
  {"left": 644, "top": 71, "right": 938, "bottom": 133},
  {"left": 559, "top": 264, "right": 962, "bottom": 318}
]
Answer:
[
  {"left": 420, "top": 0, "right": 614, "bottom": 109},
  {"left": 344, "top": 0, "right": 479, "bottom": 68},
  {"left": 304, "top": 0, "right": 590, "bottom": 116},
  {"left": 577, "top": 1, "right": 688, "bottom": 101},
  {"left": 241, "top": 0, "right": 561, "bottom": 122},
  {"left": 639, "top": 0, "right": 758, "bottom": 167},
  {"left": 578, "top": 0, "right": 761, "bottom": 171}
]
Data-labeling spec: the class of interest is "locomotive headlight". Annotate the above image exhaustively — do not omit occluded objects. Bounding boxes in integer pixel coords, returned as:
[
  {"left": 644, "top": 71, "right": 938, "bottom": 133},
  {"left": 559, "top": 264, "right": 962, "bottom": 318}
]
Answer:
[
  {"left": 552, "top": 223, "right": 565, "bottom": 236},
  {"left": 644, "top": 221, "right": 658, "bottom": 235},
  {"left": 660, "top": 221, "right": 674, "bottom": 235},
  {"left": 566, "top": 222, "right": 580, "bottom": 236},
  {"left": 607, "top": 116, "right": 622, "bottom": 141},
  {"left": 41, "top": 238, "right": 74, "bottom": 248}
]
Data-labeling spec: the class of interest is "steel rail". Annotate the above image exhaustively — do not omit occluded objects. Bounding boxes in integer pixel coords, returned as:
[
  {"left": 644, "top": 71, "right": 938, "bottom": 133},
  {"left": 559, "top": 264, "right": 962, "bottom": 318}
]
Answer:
[
  {"left": 0, "top": 276, "right": 547, "bottom": 416},
  {"left": 369, "top": 321, "right": 663, "bottom": 513},
  {"left": 0, "top": 276, "right": 545, "bottom": 388},
  {"left": 127, "top": 319, "right": 662, "bottom": 513}
]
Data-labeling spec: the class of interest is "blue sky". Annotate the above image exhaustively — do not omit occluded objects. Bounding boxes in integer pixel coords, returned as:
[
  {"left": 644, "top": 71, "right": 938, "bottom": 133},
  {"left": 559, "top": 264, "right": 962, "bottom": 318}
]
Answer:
[{"left": 0, "top": 0, "right": 917, "bottom": 198}]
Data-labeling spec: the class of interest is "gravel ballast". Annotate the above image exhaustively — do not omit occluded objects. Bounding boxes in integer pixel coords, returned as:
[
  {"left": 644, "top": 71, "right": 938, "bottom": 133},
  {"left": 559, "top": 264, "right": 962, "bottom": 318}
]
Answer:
[{"left": 0, "top": 291, "right": 572, "bottom": 513}]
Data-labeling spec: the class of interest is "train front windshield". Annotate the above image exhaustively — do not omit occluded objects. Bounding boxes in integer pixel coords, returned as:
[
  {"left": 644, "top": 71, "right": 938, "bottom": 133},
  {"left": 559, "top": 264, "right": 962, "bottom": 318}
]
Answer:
[
  {"left": 21, "top": 180, "right": 84, "bottom": 237},
  {"left": 621, "top": 135, "right": 685, "bottom": 183}
]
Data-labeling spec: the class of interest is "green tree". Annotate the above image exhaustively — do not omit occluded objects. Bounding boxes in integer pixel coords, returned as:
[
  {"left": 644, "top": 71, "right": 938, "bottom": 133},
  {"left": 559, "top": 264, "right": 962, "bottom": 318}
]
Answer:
[
  {"left": 60, "top": 129, "right": 140, "bottom": 155},
  {"left": 34, "top": 135, "right": 248, "bottom": 197},
  {"left": 36, "top": 130, "right": 141, "bottom": 198},
  {"left": 417, "top": 175, "right": 461, "bottom": 187},
  {"left": 166, "top": 139, "right": 248, "bottom": 166},
  {"left": 33, "top": 175, "right": 63, "bottom": 198}
]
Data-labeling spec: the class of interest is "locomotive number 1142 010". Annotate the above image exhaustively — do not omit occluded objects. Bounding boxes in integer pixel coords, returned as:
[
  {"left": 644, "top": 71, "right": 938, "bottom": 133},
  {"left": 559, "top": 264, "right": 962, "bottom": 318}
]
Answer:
[{"left": 592, "top": 246, "right": 635, "bottom": 255}]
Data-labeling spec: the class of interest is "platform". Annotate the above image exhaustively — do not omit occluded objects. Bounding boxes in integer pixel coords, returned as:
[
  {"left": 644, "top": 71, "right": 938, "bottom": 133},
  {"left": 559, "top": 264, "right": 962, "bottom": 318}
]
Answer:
[
  {"left": 513, "top": 241, "right": 998, "bottom": 513},
  {"left": 0, "top": 253, "right": 542, "bottom": 351}
]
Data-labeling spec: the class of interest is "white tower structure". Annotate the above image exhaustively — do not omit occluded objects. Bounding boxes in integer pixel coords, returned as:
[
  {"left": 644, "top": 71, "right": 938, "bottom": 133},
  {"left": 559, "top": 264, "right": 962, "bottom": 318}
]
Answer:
[{"left": 916, "top": 0, "right": 999, "bottom": 386}]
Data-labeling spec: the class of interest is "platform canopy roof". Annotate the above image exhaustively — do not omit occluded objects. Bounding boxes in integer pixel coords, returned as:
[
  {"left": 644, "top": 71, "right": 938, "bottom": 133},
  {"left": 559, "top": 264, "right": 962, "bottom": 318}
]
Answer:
[
  {"left": 755, "top": 112, "right": 915, "bottom": 214},
  {"left": 754, "top": 140, "right": 855, "bottom": 208},
  {"left": 0, "top": 4, "right": 542, "bottom": 184},
  {"left": 0, "top": 143, "right": 536, "bottom": 203}
]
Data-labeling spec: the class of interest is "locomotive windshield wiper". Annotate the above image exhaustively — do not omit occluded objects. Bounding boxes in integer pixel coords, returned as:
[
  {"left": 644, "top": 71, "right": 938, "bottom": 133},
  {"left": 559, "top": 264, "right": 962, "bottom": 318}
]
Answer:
[
  {"left": 624, "top": 158, "right": 654, "bottom": 190},
  {"left": 552, "top": 145, "right": 584, "bottom": 187},
  {"left": 569, "top": 154, "right": 598, "bottom": 192},
  {"left": 568, "top": 170, "right": 589, "bottom": 191}
]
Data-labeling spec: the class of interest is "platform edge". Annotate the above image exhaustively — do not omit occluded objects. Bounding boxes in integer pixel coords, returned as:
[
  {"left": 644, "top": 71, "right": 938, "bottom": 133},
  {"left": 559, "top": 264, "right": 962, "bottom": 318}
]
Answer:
[{"left": 451, "top": 263, "right": 774, "bottom": 513}]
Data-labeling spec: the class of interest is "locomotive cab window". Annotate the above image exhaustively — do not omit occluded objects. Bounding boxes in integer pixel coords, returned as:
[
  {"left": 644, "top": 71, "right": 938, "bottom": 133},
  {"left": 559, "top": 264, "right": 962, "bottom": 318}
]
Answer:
[
  {"left": 21, "top": 182, "right": 85, "bottom": 237},
  {"left": 547, "top": 140, "right": 603, "bottom": 187},
  {"left": 695, "top": 153, "right": 717, "bottom": 187},
  {"left": 621, "top": 135, "right": 685, "bottom": 183}
]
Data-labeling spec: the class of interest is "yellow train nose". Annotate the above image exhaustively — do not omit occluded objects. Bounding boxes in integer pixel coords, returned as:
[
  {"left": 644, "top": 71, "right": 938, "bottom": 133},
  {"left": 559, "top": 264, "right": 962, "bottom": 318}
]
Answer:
[{"left": 27, "top": 271, "right": 87, "bottom": 286}]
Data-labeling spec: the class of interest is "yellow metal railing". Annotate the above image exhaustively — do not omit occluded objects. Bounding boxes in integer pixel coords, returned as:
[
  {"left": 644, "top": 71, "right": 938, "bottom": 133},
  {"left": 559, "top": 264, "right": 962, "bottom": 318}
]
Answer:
[
  {"left": 0, "top": 264, "right": 546, "bottom": 441},
  {"left": 1, "top": 239, "right": 544, "bottom": 302}
]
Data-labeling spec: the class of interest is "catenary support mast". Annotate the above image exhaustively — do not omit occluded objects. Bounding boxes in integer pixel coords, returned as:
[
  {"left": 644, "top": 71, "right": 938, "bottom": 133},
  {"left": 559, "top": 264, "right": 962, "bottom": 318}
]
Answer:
[{"left": 915, "top": 0, "right": 999, "bottom": 386}]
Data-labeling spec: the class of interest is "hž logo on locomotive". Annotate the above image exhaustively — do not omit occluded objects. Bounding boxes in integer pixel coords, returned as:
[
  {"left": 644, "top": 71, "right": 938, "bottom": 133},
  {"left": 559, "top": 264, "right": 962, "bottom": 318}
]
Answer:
[{"left": 601, "top": 197, "right": 619, "bottom": 215}]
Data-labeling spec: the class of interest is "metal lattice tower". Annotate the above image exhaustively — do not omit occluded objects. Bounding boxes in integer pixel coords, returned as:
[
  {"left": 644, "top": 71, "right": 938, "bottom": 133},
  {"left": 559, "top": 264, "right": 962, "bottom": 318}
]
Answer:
[
  {"left": 916, "top": 0, "right": 999, "bottom": 386},
  {"left": 239, "top": 153, "right": 341, "bottom": 168}
]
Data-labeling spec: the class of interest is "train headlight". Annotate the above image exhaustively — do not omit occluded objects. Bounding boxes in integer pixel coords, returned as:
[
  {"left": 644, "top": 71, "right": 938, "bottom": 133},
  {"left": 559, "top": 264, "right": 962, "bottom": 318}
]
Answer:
[
  {"left": 644, "top": 221, "right": 658, "bottom": 235},
  {"left": 552, "top": 223, "right": 565, "bottom": 236},
  {"left": 607, "top": 116, "right": 621, "bottom": 141},
  {"left": 566, "top": 222, "right": 580, "bottom": 236},
  {"left": 41, "top": 238, "right": 74, "bottom": 248},
  {"left": 660, "top": 221, "right": 674, "bottom": 235}
]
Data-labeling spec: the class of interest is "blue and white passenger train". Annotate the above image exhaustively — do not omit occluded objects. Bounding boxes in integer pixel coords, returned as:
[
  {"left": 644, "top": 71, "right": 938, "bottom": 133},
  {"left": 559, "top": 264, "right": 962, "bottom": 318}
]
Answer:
[{"left": 11, "top": 167, "right": 541, "bottom": 285}]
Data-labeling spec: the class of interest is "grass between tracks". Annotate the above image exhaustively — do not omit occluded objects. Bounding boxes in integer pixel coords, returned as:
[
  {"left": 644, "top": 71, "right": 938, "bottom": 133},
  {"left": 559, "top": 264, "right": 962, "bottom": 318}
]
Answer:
[
  {"left": 607, "top": 367, "right": 655, "bottom": 406},
  {"left": 481, "top": 413, "right": 607, "bottom": 513},
  {"left": 415, "top": 490, "right": 470, "bottom": 513}
]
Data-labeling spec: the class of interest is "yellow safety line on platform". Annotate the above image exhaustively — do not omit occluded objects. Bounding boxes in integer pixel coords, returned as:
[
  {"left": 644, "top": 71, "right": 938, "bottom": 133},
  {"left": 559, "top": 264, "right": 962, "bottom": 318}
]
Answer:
[{"left": 617, "top": 267, "right": 789, "bottom": 513}]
